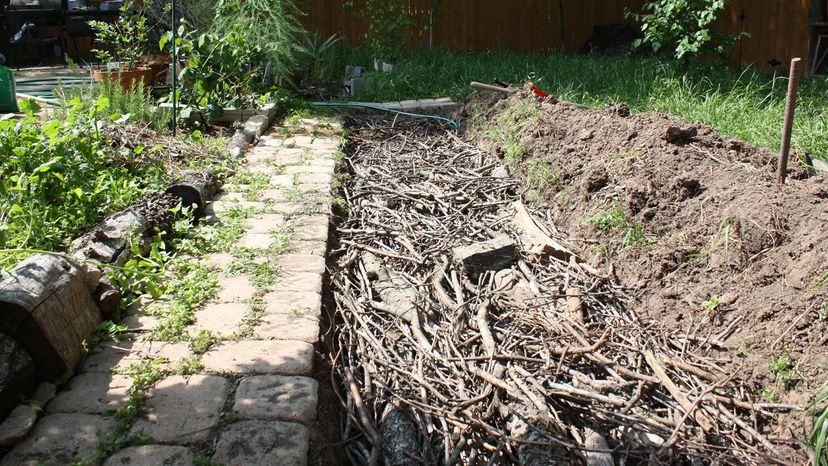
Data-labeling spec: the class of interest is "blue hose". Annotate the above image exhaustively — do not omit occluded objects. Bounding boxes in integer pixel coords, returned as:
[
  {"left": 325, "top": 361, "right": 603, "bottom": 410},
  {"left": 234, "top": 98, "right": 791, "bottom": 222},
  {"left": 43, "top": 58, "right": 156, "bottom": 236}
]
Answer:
[{"left": 311, "top": 102, "right": 459, "bottom": 129}]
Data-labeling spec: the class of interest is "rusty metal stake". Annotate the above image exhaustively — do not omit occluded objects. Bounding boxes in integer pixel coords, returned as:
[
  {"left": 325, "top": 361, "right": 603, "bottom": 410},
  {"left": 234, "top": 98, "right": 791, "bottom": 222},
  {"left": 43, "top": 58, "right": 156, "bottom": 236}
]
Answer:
[{"left": 777, "top": 57, "right": 802, "bottom": 187}]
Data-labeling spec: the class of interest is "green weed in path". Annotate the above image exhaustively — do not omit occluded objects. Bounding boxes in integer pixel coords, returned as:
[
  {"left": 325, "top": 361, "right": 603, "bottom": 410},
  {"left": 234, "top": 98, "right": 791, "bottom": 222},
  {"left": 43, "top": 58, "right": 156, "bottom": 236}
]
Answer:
[{"left": 345, "top": 49, "right": 828, "bottom": 160}]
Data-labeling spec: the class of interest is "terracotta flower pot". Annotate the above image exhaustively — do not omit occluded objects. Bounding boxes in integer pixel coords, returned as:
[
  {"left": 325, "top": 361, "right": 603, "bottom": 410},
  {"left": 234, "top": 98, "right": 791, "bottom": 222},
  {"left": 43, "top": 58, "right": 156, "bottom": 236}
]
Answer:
[{"left": 92, "top": 67, "right": 154, "bottom": 92}]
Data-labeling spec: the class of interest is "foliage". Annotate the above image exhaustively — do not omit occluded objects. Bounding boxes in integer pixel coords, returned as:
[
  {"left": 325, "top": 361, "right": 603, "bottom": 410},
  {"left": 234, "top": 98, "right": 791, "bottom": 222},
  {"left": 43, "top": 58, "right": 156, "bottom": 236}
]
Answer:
[
  {"left": 88, "top": 0, "right": 149, "bottom": 67},
  {"left": 301, "top": 32, "right": 343, "bottom": 85},
  {"left": 164, "top": 23, "right": 268, "bottom": 112},
  {"left": 809, "top": 386, "right": 828, "bottom": 466},
  {"left": 768, "top": 353, "right": 799, "bottom": 389},
  {"left": 212, "top": 0, "right": 306, "bottom": 82},
  {"left": 585, "top": 204, "right": 647, "bottom": 248},
  {"left": 627, "top": 0, "right": 747, "bottom": 60},
  {"left": 703, "top": 295, "right": 722, "bottom": 311},
  {"left": 344, "top": 0, "right": 415, "bottom": 60},
  {"left": 56, "top": 79, "right": 170, "bottom": 133},
  {"left": 0, "top": 98, "right": 166, "bottom": 269}
]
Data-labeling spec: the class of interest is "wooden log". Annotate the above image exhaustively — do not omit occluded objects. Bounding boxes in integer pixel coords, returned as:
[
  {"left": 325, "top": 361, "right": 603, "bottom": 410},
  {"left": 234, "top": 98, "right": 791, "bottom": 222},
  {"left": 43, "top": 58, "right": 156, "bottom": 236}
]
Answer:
[
  {"left": 0, "top": 333, "right": 35, "bottom": 419},
  {"left": 165, "top": 169, "right": 221, "bottom": 215},
  {"left": 0, "top": 254, "right": 101, "bottom": 381},
  {"left": 583, "top": 428, "right": 614, "bottom": 466},
  {"left": 510, "top": 201, "right": 573, "bottom": 260},
  {"left": 70, "top": 207, "right": 148, "bottom": 264}
]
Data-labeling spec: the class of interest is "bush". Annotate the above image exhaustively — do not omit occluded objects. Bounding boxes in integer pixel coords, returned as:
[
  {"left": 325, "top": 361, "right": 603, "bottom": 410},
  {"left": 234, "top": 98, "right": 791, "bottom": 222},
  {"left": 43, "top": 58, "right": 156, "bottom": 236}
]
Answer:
[
  {"left": 627, "top": 0, "right": 746, "bottom": 60},
  {"left": 0, "top": 98, "right": 166, "bottom": 268}
]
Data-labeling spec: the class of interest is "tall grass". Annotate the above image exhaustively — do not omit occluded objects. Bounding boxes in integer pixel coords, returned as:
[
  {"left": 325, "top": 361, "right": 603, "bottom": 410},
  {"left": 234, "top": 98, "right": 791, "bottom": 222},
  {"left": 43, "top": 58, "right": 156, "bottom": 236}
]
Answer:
[{"left": 345, "top": 49, "right": 828, "bottom": 159}]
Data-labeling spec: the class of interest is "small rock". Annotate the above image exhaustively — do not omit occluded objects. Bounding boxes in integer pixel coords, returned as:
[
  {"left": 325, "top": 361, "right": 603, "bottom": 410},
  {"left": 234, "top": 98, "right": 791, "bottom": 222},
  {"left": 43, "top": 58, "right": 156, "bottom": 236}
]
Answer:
[
  {"left": 663, "top": 126, "right": 697, "bottom": 143},
  {"left": 721, "top": 293, "right": 739, "bottom": 306},
  {"left": 578, "top": 129, "right": 595, "bottom": 141},
  {"left": 0, "top": 405, "right": 37, "bottom": 447},
  {"left": 30, "top": 383, "right": 56, "bottom": 407},
  {"left": 490, "top": 166, "right": 509, "bottom": 178}
]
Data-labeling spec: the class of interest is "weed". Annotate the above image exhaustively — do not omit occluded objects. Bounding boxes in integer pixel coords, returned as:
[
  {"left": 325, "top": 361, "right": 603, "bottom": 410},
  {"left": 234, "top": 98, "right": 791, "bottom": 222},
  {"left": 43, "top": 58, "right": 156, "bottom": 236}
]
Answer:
[
  {"left": 116, "top": 358, "right": 168, "bottom": 422},
  {"left": 819, "top": 302, "right": 828, "bottom": 321},
  {"left": 226, "top": 255, "right": 279, "bottom": 291},
  {"left": 233, "top": 171, "right": 270, "bottom": 201},
  {"left": 811, "top": 272, "right": 828, "bottom": 291},
  {"left": 585, "top": 204, "right": 647, "bottom": 248},
  {"left": 233, "top": 296, "right": 265, "bottom": 340},
  {"left": 146, "top": 262, "right": 219, "bottom": 341},
  {"left": 808, "top": 386, "right": 828, "bottom": 465},
  {"left": 91, "top": 321, "right": 130, "bottom": 345},
  {"left": 768, "top": 352, "right": 800, "bottom": 390},
  {"left": 525, "top": 159, "right": 561, "bottom": 204},
  {"left": 189, "top": 330, "right": 217, "bottom": 354},
  {"left": 703, "top": 295, "right": 723, "bottom": 312},
  {"left": 484, "top": 100, "right": 540, "bottom": 168},
  {"left": 173, "top": 356, "right": 204, "bottom": 375}
]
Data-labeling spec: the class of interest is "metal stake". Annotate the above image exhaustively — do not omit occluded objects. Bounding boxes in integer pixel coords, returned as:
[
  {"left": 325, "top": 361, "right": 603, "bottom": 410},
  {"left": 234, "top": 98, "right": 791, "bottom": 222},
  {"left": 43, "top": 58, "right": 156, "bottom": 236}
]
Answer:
[
  {"left": 777, "top": 57, "right": 801, "bottom": 187},
  {"left": 171, "top": 0, "right": 177, "bottom": 136}
]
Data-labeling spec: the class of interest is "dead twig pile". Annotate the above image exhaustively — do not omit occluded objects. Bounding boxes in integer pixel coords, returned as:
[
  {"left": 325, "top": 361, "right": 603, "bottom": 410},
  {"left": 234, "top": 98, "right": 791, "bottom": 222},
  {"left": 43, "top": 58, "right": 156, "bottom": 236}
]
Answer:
[{"left": 330, "top": 116, "right": 794, "bottom": 465}]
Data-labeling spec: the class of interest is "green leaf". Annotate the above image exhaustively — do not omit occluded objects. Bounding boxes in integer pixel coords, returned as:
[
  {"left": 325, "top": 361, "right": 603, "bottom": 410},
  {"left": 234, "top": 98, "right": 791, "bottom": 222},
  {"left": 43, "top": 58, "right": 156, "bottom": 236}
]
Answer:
[{"left": 19, "top": 99, "right": 41, "bottom": 117}]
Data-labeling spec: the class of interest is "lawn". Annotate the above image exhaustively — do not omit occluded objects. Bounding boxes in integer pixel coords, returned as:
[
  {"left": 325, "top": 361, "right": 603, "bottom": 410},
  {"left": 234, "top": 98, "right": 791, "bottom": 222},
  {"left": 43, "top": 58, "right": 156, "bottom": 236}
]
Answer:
[{"left": 341, "top": 49, "right": 828, "bottom": 160}]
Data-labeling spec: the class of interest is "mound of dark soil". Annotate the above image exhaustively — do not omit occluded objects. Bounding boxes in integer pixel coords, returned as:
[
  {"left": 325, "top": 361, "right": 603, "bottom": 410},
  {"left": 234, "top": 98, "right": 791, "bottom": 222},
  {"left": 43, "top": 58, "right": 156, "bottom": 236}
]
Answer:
[{"left": 464, "top": 88, "right": 828, "bottom": 458}]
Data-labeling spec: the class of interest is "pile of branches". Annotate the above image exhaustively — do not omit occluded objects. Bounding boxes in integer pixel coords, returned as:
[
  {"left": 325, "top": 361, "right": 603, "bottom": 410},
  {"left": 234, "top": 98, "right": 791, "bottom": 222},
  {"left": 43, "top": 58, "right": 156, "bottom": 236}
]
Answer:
[
  {"left": 330, "top": 116, "right": 794, "bottom": 465},
  {"left": 101, "top": 124, "right": 213, "bottom": 170}
]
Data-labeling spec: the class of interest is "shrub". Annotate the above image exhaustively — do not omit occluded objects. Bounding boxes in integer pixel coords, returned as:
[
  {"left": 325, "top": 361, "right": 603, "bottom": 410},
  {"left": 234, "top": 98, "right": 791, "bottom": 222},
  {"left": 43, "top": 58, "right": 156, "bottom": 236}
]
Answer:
[{"left": 627, "top": 0, "right": 747, "bottom": 60}]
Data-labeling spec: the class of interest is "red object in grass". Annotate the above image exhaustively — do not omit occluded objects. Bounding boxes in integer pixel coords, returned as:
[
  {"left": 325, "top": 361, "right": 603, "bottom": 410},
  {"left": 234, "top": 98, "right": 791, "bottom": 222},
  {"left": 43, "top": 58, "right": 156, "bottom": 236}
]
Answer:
[{"left": 530, "top": 85, "right": 549, "bottom": 97}]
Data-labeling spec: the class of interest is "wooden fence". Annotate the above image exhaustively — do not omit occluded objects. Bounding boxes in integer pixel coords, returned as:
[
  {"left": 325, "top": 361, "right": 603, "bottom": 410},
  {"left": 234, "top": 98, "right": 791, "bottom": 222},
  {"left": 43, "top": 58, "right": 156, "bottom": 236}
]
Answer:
[{"left": 300, "top": 0, "right": 813, "bottom": 71}]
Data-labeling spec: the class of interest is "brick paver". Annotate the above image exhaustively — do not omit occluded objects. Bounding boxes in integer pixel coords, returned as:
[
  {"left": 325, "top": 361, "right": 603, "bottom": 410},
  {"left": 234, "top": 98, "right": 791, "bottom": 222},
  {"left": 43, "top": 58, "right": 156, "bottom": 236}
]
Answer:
[{"left": 3, "top": 117, "right": 340, "bottom": 465}]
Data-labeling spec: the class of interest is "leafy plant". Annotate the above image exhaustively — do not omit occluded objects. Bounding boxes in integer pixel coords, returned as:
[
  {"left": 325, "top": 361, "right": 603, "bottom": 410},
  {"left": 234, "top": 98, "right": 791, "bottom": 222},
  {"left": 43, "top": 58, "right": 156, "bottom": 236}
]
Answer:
[
  {"left": 703, "top": 295, "right": 723, "bottom": 311},
  {"left": 0, "top": 97, "right": 166, "bottom": 270},
  {"left": 585, "top": 204, "right": 647, "bottom": 248},
  {"left": 809, "top": 386, "right": 828, "bottom": 466},
  {"left": 768, "top": 353, "right": 799, "bottom": 390},
  {"left": 88, "top": 0, "right": 149, "bottom": 67},
  {"left": 627, "top": 0, "right": 748, "bottom": 61},
  {"left": 344, "top": 0, "right": 415, "bottom": 60}
]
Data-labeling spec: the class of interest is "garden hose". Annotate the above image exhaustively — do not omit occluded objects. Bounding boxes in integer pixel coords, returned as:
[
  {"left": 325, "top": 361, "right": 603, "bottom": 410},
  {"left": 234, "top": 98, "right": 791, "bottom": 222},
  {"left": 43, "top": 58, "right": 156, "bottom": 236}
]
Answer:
[{"left": 311, "top": 101, "right": 459, "bottom": 129}]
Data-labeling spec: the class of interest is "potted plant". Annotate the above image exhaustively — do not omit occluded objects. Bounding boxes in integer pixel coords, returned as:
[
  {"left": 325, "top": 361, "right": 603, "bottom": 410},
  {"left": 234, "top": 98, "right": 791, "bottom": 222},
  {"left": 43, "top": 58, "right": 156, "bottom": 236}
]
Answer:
[{"left": 88, "top": 0, "right": 153, "bottom": 90}]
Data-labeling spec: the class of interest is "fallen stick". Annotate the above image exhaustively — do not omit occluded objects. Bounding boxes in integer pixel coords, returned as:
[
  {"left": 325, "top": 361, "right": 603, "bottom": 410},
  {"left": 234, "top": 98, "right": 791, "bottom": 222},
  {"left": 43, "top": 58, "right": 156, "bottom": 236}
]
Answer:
[{"left": 645, "top": 351, "right": 715, "bottom": 432}]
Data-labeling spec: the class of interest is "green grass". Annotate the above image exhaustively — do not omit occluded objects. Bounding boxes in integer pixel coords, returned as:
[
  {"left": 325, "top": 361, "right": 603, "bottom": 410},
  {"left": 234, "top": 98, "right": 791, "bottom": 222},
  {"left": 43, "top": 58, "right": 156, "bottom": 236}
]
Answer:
[
  {"left": 343, "top": 48, "right": 828, "bottom": 160},
  {"left": 810, "top": 386, "right": 828, "bottom": 466},
  {"left": 585, "top": 203, "right": 647, "bottom": 249}
]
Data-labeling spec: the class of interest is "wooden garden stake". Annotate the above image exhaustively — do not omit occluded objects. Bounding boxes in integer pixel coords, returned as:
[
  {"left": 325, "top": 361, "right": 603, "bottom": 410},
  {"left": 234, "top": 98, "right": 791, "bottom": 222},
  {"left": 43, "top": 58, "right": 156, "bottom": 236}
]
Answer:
[{"left": 777, "top": 57, "right": 801, "bottom": 187}]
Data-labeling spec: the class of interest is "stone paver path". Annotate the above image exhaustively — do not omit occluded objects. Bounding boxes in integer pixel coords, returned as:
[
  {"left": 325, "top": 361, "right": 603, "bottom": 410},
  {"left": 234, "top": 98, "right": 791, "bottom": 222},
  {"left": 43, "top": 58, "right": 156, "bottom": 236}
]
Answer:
[{"left": 1, "top": 117, "right": 341, "bottom": 466}]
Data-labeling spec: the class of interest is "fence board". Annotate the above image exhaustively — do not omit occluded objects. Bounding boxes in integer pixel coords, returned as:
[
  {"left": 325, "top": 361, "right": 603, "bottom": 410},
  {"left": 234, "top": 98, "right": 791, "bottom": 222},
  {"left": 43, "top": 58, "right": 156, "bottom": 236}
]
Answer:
[{"left": 300, "top": 0, "right": 811, "bottom": 71}]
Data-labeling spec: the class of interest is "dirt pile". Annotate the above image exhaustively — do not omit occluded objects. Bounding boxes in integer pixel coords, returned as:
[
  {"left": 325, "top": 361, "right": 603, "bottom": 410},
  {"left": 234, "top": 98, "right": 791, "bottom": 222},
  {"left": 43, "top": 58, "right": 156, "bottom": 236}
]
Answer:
[{"left": 464, "top": 89, "right": 828, "bottom": 459}]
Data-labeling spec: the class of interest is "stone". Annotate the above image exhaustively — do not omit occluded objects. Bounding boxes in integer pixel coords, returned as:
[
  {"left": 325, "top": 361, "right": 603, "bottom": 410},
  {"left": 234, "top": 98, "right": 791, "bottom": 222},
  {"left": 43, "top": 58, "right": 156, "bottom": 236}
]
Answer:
[
  {"left": 272, "top": 272, "right": 323, "bottom": 294},
  {"left": 120, "top": 314, "right": 159, "bottom": 332},
  {"left": 103, "top": 445, "right": 194, "bottom": 466},
  {"left": 288, "top": 240, "right": 327, "bottom": 257},
  {"left": 452, "top": 235, "right": 518, "bottom": 276},
  {"left": 510, "top": 201, "right": 573, "bottom": 260},
  {"left": 203, "top": 253, "right": 236, "bottom": 270},
  {"left": 262, "top": 291, "right": 322, "bottom": 320},
  {"left": 81, "top": 341, "right": 191, "bottom": 373},
  {"left": 297, "top": 172, "right": 333, "bottom": 187},
  {"left": 274, "top": 255, "right": 326, "bottom": 275},
  {"left": 237, "top": 233, "right": 274, "bottom": 250},
  {"left": 204, "top": 200, "right": 263, "bottom": 221},
  {"left": 270, "top": 174, "right": 296, "bottom": 187},
  {"left": 193, "top": 302, "right": 247, "bottom": 337},
  {"left": 0, "top": 405, "right": 37, "bottom": 448},
  {"left": 243, "top": 115, "right": 269, "bottom": 140},
  {"left": 244, "top": 214, "right": 285, "bottom": 234},
  {"left": 30, "top": 383, "right": 57, "bottom": 407},
  {"left": 46, "top": 372, "right": 131, "bottom": 414},
  {"left": 259, "top": 189, "right": 290, "bottom": 202},
  {"left": 0, "top": 333, "right": 34, "bottom": 420},
  {"left": 130, "top": 375, "right": 229, "bottom": 443},
  {"left": 283, "top": 164, "right": 334, "bottom": 175},
  {"left": 216, "top": 274, "right": 256, "bottom": 303},
  {"left": 213, "top": 421, "right": 309, "bottom": 466},
  {"left": 289, "top": 216, "right": 329, "bottom": 242},
  {"left": 202, "top": 341, "right": 313, "bottom": 375},
  {"left": 272, "top": 203, "right": 321, "bottom": 217},
  {"left": 234, "top": 376, "right": 318, "bottom": 423},
  {"left": 491, "top": 166, "right": 509, "bottom": 178},
  {"left": 256, "top": 314, "right": 319, "bottom": 343},
  {"left": 210, "top": 191, "right": 246, "bottom": 203},
  {"left": 0, "top": 413, "right": 119, "bottom": 466}
]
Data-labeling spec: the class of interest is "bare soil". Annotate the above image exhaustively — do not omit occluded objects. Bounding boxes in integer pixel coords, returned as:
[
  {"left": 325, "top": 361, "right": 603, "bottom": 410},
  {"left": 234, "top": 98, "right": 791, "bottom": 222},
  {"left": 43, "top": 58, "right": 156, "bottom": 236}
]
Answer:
[{"left": 463, "top": 88, "right": 828, "bottom": 460}]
